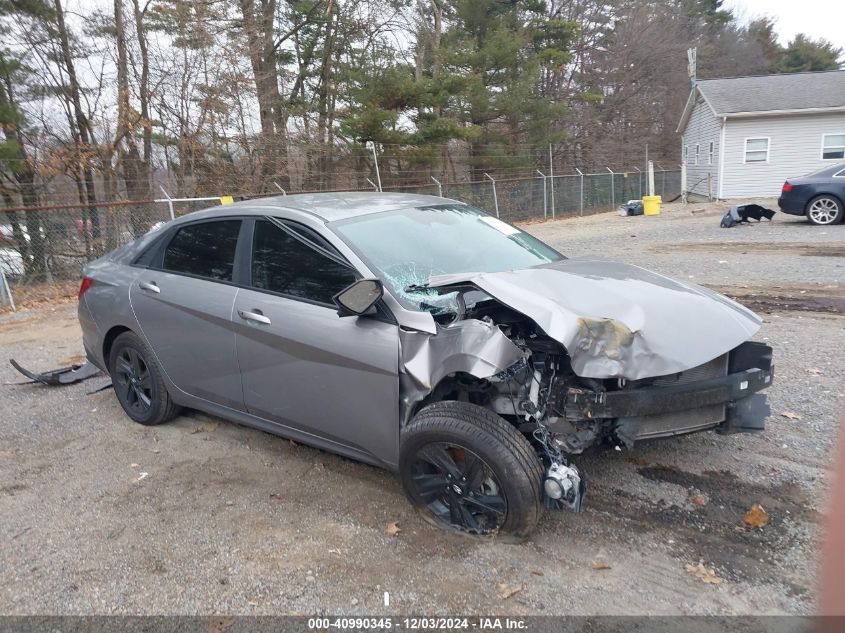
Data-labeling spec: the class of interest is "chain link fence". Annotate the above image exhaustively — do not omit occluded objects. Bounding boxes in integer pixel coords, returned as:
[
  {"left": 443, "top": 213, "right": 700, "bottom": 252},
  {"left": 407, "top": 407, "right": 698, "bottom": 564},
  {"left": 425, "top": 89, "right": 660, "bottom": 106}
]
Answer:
[{"left": 1, "top": 168, "right": 681, "bottom": 308}]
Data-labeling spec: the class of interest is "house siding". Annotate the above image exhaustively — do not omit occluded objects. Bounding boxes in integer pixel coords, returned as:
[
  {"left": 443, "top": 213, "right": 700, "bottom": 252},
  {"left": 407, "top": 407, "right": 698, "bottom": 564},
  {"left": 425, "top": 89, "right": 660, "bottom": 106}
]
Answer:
[
  {"left": 681, "top": 97, "right": 721, "bottom": 198},
  {"left": 721, "top": 112, "right": 845, "bottom": 198}
]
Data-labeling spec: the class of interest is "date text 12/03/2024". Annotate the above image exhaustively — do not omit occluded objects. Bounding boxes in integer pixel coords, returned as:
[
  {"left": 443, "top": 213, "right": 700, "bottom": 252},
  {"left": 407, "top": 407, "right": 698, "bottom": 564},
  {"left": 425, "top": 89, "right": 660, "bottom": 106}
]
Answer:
[{"left": 307, "top": 617, "right": 528, "bottom": 630}]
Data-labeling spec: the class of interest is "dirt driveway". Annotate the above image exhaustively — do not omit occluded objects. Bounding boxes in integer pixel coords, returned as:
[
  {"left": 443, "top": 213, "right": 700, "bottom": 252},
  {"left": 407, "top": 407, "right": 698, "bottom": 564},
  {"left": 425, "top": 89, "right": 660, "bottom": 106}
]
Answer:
[{"left": 0, "top": 201, "right": 842, "bottom": 615}]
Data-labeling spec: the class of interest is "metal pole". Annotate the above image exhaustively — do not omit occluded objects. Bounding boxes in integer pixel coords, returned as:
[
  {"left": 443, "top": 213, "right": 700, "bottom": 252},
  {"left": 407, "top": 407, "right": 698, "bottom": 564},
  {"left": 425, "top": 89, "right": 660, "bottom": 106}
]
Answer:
[
  {"left": 369, "top": 142, "right": 382, "bottom": 192},
  {"left": 0, "top": 268, "right": 15, "bottom": 312},
  {"left": 366, "top": 178, "right": 379, "bottom": 192},
  {"left": 536, "top": 170, "right": 547, "bottom": 219},
  {"left": 159, "top": 185, "right": 175, "bottom": 220},
  {"left": 575, "top": 168, "right": 584, "bottom": 216},
  {"left": 431, "top": 176, "right": 442, "bottom": 198},
  {"left": 548, "top": 144, "right": 555, "bottom": 219},
  {"left": 273, "top": 182, "right": 287, "bottom": 195},
  {"left": 634, "top": 167, "right": 642, "bottom": 200},
  {"left": 606, "top": 167, "right": 615, "bottom": 209},
  {"left": 484, "top": 173, "right": 499, "bottom": 218},
  {"left": 647, "top": 160, "right": 655, "bottom": 197}
]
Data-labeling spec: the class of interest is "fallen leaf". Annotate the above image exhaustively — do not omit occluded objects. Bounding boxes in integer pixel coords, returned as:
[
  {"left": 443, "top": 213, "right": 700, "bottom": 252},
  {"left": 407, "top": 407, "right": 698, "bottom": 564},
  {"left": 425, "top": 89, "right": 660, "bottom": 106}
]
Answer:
[
  {"left": 289, "top": 439, "right": 298, "bottom": 447},
  {"left": 591, "top": 560, "right": 611, "bottom": 570},
  {"left": 387, "top": 521, "right": 401, "bottom": 536},
  {"left": 806, "top": 367, "right": 823, "bottom": 376},
  {"left": 530, "top": 570, "right": 544, "bottom": 577},
  {"left": 497, "top": 583, "right": 523, "bottom": 599},
  {"left": 780, "top": 411, "right": 801, "bottom": 421},
  {"left": 691, "top": 494, "right": 707, "bottom": 507},
  {"left": 685, "top": 562, "right": 723, "bottom": 585},
  {"left": 743, "top": 503, "right": 769, "bottom": 528},
  {"left": 191, "top": 421, "right": 218, "bottom": 434}
]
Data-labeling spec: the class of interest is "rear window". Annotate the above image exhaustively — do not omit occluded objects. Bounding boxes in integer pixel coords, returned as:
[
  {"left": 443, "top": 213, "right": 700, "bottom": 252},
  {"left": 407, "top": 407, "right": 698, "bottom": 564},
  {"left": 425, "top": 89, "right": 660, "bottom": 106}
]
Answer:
[{"left": 162, "top": 220, "right": 241, "bottom": 281}]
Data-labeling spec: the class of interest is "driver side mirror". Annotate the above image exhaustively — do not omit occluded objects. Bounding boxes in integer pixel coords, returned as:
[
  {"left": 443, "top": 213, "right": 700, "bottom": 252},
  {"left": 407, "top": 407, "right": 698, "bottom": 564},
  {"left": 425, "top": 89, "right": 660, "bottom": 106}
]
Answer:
[{"left": 333, "top": 279, "right": 384, "bottom": 317}]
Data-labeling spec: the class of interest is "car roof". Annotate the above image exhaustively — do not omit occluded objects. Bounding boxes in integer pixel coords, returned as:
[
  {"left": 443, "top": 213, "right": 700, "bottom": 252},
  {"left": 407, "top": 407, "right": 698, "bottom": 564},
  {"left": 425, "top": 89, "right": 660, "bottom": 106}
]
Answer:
[{"left": 181, "top": 191, "right": 463, "bottom": 223}]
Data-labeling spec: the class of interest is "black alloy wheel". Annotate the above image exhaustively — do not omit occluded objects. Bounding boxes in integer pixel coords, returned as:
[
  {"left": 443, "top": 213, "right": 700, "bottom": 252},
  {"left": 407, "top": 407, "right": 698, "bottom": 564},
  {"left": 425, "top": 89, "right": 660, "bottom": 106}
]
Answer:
[
  {"left": 114, "top": 347, "right": 153, "bottom": 416},
  {"left": 408, "top": 442, "right": 507, "bottom": 535}
]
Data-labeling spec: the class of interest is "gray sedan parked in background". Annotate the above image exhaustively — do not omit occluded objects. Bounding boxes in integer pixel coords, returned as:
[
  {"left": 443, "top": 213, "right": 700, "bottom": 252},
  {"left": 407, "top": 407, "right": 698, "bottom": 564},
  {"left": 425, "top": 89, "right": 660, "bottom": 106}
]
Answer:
[{"left": 78, "top": 193, "right": 774, "bottom": 539}]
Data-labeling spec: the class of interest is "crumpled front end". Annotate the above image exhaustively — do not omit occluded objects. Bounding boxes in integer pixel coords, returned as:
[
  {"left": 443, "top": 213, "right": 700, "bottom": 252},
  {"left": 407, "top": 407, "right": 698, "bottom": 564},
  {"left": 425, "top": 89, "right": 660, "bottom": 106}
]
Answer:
[{"left": 397, "top": 258, "right": 773, "bottom": 516}]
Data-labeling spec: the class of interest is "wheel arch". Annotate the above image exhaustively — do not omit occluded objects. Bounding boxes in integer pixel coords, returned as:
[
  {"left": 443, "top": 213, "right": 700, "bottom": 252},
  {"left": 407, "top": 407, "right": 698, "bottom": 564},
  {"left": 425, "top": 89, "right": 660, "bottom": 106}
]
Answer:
[
  {"left": 405, "top": 372, "right": 500, "bottom": 426},
  {"left": 804, "top": 191, "right": 844, "bottom": 212},
  {"left": 102, "top": 324, "right": 133, "bottom": 367}
]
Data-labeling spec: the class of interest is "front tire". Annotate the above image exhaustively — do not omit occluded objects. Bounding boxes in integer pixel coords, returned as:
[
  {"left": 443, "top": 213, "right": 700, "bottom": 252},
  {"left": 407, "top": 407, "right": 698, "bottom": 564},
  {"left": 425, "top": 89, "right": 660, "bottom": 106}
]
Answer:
[
  {"left": 806, "top": 195, "right": 843, "bottom": 225},
  {"left": 109, "top": 331, "right": 180, "bottom": 426},
  {"left": 399, "top": 402, "right": 544, "bottom": 539}
]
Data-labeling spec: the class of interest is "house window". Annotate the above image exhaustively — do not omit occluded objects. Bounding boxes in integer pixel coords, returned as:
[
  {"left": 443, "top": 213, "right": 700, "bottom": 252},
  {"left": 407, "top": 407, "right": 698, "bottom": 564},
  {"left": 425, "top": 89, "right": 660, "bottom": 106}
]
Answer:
[
  {"left": 708, "top": 141, "right": 714, "bottom": 165},
  {"left": 822, "top": 134, "right": 845, "bottom": 160},
  {"left": 744, "top": 138, "right": 769, "bottom": 163},
  {"left": 694, "top": 144, "right": 700, "bottom": 165}
]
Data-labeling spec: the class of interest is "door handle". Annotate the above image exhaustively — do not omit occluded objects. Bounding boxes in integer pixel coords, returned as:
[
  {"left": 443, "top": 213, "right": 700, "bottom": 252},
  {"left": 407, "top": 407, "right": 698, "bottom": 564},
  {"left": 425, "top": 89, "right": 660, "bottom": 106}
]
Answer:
[
  {"left": 138, "top": 281, "right": 160, "bottom": 294},
  {"left": 238, "top": 309, "right": 271, "bottom": 325}
]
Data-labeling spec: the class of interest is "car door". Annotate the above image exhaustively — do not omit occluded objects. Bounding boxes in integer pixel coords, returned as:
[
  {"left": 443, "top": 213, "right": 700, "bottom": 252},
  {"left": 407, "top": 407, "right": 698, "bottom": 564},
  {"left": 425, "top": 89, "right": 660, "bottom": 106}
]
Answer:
[
  {"left": 234, "top": 217, "right": 400, "bottom": 466},
  {"left": 130, "top": 218, "right": 246, "bottom": 410}
]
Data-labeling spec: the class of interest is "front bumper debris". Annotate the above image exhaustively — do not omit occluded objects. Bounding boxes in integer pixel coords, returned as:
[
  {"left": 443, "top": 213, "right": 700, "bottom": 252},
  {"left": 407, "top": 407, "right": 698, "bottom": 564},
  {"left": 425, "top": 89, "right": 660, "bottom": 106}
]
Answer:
[
  {"left": 10, "top": 358, "right": 103, "bottom": 386},
  {"left": 559, "top": 366, "right": 773, "bottom": 420},
  {"left": 554, "top": 342, "right": 774, "bottom": 443}
]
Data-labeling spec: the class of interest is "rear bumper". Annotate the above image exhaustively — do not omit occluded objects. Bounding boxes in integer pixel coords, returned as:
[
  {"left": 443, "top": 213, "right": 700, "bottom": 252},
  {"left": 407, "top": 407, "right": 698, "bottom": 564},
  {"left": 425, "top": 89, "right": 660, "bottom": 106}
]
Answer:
[
  {"left": 556, "top": 342, "right": 774, "bottom": 442},
  {"left": 778, "top": 194, "right": 805, "bottom": 216}
]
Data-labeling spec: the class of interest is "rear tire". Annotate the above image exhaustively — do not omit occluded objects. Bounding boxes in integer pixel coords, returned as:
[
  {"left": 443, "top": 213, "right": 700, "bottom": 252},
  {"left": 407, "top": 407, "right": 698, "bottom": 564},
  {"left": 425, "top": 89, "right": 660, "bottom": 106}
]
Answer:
[
  {"left": 806, "top": 195, "right": 843, "bottom": 225},
  {"left": 399, "top": 401, "right": 544, "bottom": 540},
  {"left": 109, "top": 331, "right": 180, "bottom": 426}
]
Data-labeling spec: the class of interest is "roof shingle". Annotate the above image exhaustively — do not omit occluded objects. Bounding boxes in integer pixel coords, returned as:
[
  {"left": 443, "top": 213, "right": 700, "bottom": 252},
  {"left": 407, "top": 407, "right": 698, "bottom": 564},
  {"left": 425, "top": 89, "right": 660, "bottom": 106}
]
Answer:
[{"left": 696, "top": 70, "right": 845, "bottom": 115}]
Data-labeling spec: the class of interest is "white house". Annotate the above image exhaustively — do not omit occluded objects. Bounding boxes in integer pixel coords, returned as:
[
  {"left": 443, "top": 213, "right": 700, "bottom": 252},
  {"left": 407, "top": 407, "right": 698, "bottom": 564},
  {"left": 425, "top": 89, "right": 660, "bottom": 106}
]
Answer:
[{"left": 676, "top": 70, "right": 845, "bottom": 199}]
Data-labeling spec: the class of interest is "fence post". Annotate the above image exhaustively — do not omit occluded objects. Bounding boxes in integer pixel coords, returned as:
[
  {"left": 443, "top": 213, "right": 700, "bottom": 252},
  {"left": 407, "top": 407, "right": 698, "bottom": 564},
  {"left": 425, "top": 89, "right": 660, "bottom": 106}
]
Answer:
[
  {"left": 431, "top": 176, "right": 443, "bottom": 198},
  {"left": 368, "top": 141, "right": 382, "bottom": 192},
  {"left": 548, "top": 145, "right": 556, "bottom": 219},
  {"left": 536, "top": 170, "right": 547, "bottom": 219},
  {"left": 634, "top": 167, "right": 642, "bottom": 200},
  {"left": 484, "top": 173, "right": 499, "bottom": 217},
  {"left": 606, "top": 167, "right": 615, "bottom": 209},
  {"left": 366, "top": 178, "right": 379, "bottom": 192},
  {"left": 575, "top": 168, "right": 584, "bottom": 216},
  {"left": 0, "top": 268, "right": 15, "bottom": 312},
  {"left": 159, "top": 185, "right": 175, "bottom": 220},
  {"left": 273, "top": 182, "right": 287, "bottom": 195},
  {"left": 647, "top": 161, "right": 655, "bottom": 197}
]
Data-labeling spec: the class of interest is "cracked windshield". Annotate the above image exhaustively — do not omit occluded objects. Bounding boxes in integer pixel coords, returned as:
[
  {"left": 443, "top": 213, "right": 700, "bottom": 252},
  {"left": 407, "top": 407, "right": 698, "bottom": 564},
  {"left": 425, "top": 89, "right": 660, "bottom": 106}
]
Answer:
[{"left": 332, "top": 205, "right": 563, "bottom": 314}]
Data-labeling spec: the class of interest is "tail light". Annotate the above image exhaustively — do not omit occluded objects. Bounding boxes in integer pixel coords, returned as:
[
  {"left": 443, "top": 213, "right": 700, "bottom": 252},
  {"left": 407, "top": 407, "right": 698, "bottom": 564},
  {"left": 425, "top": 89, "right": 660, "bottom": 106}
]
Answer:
[
  {"left": 782, "top": 182, "right": 793, "bottom": 193},
  {"left": 78, "top": 276, "right": 94, "bottom": 299}
]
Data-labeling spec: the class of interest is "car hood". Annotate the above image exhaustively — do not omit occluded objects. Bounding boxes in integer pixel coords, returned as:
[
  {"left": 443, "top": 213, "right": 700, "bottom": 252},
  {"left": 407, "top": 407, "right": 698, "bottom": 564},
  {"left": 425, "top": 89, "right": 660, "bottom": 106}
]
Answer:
[{"left": 428, "top": 259, "right": 762, "bottom": 380}]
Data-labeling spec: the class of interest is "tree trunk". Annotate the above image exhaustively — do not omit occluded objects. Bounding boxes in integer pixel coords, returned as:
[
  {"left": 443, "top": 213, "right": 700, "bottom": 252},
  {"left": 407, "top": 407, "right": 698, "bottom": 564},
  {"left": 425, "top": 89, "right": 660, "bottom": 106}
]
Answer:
[
  {"left": 238, "top": 0, "right": 289, "bottom": 190},
  {"left": 53, "top": 0, "right": 102, "bottom": 246}
]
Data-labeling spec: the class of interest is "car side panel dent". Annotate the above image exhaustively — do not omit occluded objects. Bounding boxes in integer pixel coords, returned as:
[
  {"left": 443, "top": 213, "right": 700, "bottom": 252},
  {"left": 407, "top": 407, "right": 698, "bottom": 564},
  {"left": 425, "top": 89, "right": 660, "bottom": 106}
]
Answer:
[{"left": 398, "top": 318, "right": 525, "bottom": 423}]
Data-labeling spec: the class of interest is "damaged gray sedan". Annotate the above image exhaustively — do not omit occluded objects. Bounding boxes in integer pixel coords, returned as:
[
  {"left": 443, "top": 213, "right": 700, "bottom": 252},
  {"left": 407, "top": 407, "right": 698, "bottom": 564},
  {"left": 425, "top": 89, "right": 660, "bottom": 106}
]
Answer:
[{"left": 78, "top": 193, "right": 773, "bottom": 538}]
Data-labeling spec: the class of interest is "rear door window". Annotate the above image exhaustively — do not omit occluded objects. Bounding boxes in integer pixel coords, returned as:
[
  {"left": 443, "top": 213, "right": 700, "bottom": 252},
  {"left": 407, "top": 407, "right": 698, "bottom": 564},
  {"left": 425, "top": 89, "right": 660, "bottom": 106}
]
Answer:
[
  {"left": 250, "top": 219, "right": 356, "bottom": 305},
  {"left": 162, "top": 220, "right": 241, "bottom": 281}
]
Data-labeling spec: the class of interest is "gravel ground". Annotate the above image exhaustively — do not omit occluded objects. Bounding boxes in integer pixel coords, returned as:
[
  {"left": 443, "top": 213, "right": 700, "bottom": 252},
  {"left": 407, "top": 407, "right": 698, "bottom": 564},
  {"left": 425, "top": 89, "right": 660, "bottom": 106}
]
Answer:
[{"left": 0, "top": 199, "right": 842, "bottom": 616}]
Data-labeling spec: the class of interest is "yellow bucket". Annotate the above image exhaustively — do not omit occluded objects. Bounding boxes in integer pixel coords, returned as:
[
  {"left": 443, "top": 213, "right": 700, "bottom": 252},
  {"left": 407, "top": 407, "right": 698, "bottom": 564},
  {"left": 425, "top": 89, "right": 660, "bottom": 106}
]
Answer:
[{"left": 642, "top": 195, "right": 661, "bottom": 216}]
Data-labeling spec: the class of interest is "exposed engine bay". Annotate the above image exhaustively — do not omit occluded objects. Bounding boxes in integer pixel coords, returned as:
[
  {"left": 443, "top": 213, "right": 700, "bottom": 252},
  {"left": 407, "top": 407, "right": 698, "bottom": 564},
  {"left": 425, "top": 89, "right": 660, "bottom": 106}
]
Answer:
[{"left": 399, "top": 290, "right": 774, "bottom": 515}]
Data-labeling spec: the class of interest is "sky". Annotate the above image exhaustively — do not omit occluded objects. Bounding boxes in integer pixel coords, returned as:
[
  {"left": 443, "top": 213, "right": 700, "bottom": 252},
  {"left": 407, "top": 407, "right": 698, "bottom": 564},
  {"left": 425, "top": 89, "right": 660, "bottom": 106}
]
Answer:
[{"left": 725, "top": 0, "right": 845, "bottom": 50}]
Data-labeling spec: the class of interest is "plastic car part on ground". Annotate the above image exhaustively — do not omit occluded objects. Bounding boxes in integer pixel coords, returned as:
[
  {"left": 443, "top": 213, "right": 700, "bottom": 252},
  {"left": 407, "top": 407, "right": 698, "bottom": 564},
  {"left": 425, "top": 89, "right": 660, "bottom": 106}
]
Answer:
[
  {"left": 720, "top": 204, "right": 776, "bottom": 228},
  {"left": 617, "top": 200, "right": 644, "bottom": 217},
  {"left": 9, "top": 358, "right": 102, "bottom": 386}
]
